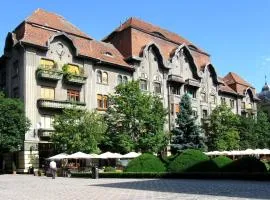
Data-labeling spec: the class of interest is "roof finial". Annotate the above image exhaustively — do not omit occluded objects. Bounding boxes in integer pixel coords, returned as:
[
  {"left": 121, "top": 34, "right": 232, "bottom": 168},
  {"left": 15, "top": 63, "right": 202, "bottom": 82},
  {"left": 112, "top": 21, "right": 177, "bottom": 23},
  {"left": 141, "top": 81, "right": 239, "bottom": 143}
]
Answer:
[{"left": 265, "top": 74, "right": 268, "bottom": 85}]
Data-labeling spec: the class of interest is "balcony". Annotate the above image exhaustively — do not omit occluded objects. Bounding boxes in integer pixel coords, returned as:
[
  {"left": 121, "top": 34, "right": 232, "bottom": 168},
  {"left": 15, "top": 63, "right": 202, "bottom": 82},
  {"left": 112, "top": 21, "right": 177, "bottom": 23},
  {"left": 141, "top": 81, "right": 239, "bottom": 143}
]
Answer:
[
  {"left": 63, "top": 74, "right": 87, "bottom": 85},
  {"left": 36, "top": 68, "right": 63, "bottom": 81},
  {"left": 38, "top": 128, "right": 54, "bottom": 138},
  {"left": 37, "top": 99, "right": 86, "bottom": 110},
  {"left": 185, "top": 78, "right": 200, "bottom": 87}
]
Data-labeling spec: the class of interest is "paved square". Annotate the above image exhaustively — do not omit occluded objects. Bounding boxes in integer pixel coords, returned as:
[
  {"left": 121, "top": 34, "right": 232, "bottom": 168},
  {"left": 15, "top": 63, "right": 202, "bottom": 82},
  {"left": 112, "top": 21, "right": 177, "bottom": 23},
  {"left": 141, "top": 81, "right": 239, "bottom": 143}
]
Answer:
[{"left": 0, "top": 174, "right": 270, "bottom": 199}]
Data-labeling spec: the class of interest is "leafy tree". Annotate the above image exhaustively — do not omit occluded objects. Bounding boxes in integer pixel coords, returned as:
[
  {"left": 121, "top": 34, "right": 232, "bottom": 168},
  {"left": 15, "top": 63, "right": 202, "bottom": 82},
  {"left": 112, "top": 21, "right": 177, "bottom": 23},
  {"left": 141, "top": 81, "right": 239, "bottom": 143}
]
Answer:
[
  {"left": 255, "top": 110, "right": 270, "bottom": 148},
  {"left": 206, "top": 104, "right": 240, "bottom": 151},
  {"left": 0, "top": 92, "right": 30, "bottom": 153},
  {"left": 171, "top": 94, "right": 206, "bottom": 153},
  {"left": 52, "top": 109, "right": 106, "bottom": 154},
  {"left": 238, "top": 115, "right": 257, "bottom": 149},
  {"left": 102, "top": 81, "right": 168, "bottom": 154}
]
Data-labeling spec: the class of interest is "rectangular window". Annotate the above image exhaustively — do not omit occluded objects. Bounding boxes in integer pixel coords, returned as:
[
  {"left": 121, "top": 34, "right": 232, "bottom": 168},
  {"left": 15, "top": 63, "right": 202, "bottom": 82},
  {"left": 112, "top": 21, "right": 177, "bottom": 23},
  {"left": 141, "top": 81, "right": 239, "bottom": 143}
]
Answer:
[
  {"left": 201, "top": 93, "right": 206, "bottom": 102},
  {"left": 41, "top": 115, "right": 54, "bottom": 129},
  {"left": 186, "top": 88, "right": 196, "bottom": 98},
  {"left": 171, "top": 85, "right": 180, "bottom": 95},
  {"left": 221, "top": 97, "right": 226, "bottom": 105},
  {"left": 97, "top": 94, "right": 108, "bottom": 110},
  {"left": 210, "top": 95, "right": 216, "bottom": 104},
  {"left": 154, "top": 82, "right": 161, "bottom": 94},
  {"left": 175, "top": 104, "right": 180, "bottom": 114},
  {"left": 41, "top": 87, "right": 55, "bottom": 100},
  {"left": 192, "top": 110, "right": 198, "bottom": 117},
  {"left": 97, "top": 94, "right": 103, "bottom": 109},
  {"left": 40, "top": 59, "right": 54, "bottom": 69},
  {"left": 241, "top": 102, "right": 245, "bottom": 109},
  {"left": 67, "top": 90, "right": 80, "bottom": 102},
  {"left": 103, "top": 95, "right": 108, "bottom": 109},
  {"left": 140, "top": 79, "right": 147, "bottom": 91},
  {"left": 230, "top": 99, "right": 235, "bottom": 108},
  {"left": 202, "top": 110, "right": 208, "bottom": 119},
  {"left": 170, "top": 104, "right": 174, "bottom": 115}
]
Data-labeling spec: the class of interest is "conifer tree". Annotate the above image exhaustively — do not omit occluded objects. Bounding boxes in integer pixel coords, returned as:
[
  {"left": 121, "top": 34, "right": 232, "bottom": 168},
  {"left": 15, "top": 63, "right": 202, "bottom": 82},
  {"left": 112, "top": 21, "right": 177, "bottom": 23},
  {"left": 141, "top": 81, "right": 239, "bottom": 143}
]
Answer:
[{"left": 171, "top": 94, "right": 206, "bottom": 152}]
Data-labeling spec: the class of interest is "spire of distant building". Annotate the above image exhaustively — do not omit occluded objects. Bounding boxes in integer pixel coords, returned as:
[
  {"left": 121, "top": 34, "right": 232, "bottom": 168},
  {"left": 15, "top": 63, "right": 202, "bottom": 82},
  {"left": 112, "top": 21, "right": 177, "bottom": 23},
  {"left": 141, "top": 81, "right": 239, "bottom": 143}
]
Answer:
[{"left": 262, "top": 75, "right": 270, "bottom": 92}]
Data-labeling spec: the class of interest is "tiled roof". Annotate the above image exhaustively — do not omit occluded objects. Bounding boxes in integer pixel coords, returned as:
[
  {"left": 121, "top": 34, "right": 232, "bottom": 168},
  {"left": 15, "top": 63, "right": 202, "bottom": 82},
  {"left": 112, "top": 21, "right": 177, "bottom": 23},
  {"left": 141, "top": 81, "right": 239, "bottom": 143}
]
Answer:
[
  {"left": 218, "top": 82, "right": 238, "bottom": 95},
  {"left": 223, "top": 72, "right": 252, "bottom": 87},
  {"left": 107, "top": 17, "right": 207, "bottom": 54},
  {"left": 14, "top": 9, "right": 131, "bottom": 69},
  {"left": 104, "top": 17, "right": 210, "bottom": 71},
  {"left": 25, "top": 8, "right": 91, "bottom": 39}
]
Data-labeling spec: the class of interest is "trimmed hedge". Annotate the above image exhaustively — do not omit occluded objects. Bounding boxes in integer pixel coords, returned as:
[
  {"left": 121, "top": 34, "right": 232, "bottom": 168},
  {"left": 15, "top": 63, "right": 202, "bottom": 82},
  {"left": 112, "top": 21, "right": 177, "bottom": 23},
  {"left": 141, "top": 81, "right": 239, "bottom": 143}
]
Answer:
[
  {"left": 167, "top": 149, "right": 210, "bottom": 173},
  {"left": 212, "top": 156, "right": 233, "bottom": 169},
  {"left": 104, "top": 166, "right": 116, "bottom": 172},
  {"left": 222, "top": 156, "right": 267, "bottom": 173},
  {"left": 125, "top": 153, "right": 166, "bottom": 172}
]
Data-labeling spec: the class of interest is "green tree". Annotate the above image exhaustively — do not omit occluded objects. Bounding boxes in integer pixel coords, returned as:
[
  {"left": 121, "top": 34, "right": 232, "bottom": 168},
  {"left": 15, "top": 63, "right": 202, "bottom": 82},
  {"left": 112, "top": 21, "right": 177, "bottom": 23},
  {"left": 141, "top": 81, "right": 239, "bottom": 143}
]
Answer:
[
  {"left": 171, "top": 94, "right": 206, "bottom": 153},
  {"left": 206, "top": 104, "right": 240, "bottom": 151},
  {"left": 238, "top": 115, "right": 257, "bottom": 149},
  {"left": 255, "top": 110, "right": 270, "bottom": 148},
  {"left": 102, "top": 81, "right": 168, "bottom": 154},
  {"left": 52, "top": 109, "right": 106, "bottom": 154},
  {"left": 0, "top": 92, "right": 30, "bottom": 153}
]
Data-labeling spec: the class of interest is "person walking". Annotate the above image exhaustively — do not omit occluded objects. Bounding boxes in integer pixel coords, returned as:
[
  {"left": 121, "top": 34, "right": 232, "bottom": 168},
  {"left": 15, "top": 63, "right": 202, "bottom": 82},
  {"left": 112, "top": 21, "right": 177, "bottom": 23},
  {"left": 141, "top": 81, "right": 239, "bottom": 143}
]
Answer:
[{"left": 49, "top": 160, "right": 57, "bottom": 179}]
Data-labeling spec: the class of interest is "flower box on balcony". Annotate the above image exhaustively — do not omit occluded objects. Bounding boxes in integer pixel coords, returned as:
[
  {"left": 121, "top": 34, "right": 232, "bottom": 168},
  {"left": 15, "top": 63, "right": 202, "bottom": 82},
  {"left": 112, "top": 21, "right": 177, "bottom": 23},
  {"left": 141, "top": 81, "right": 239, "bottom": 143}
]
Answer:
[
  {"left": 63, "top": 74, "right": 87, "bottom": 85},
  {"left": 36, "top": 68, "right": 63, "bottom": 81},
  {"left": 37, "top": 99, "right": 86, "bottom": 110}
]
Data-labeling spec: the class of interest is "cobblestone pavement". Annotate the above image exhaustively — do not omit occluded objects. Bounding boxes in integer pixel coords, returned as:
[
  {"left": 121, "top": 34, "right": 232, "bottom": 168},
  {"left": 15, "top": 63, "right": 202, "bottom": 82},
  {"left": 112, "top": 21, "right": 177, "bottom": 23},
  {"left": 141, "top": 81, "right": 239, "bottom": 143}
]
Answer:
[{"left": 0, "top": 174, "right": 270, "bottom": 200}]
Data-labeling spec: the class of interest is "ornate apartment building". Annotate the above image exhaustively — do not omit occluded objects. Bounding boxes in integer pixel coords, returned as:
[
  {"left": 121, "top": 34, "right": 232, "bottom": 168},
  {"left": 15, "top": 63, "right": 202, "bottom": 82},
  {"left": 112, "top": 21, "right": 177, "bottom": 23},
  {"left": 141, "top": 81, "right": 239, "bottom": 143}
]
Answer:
[{"left": 0, "top": 9, "right": 259, "bottom": 171}]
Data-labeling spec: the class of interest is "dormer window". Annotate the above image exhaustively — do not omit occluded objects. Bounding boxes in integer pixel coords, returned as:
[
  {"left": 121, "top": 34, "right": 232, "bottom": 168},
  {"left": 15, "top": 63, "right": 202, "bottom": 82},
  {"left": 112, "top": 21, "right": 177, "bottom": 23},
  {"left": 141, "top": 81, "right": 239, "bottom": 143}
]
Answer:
[{"left": 104, "top": 52, "right": 113, "bottom": 57}]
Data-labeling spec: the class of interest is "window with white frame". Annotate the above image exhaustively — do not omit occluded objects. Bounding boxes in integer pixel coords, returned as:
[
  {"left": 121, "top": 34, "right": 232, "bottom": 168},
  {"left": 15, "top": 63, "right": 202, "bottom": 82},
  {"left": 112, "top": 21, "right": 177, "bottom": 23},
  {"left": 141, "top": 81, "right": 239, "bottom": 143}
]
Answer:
[{"left": 41, "top": 115, "right": 54, "bottom": 129}]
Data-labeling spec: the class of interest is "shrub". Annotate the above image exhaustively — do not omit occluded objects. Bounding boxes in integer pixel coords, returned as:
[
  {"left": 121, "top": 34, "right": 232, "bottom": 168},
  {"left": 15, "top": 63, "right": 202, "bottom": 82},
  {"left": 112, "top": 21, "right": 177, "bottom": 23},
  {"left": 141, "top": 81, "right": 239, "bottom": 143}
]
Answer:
[
  {"left": 212, "top": 156, "right": 233, "bottom": 169},
  {"left": 125, "top": 153, "right": 166, "bottom": 172},
  {"left": 167, "top": 149, "right": 209, "bottom": 173},
  {"left": 104, "top": 166, "right": 116, "bottom": 172},
  {"left": 223, "top": 156, "right": 267, "bottom": 173}
]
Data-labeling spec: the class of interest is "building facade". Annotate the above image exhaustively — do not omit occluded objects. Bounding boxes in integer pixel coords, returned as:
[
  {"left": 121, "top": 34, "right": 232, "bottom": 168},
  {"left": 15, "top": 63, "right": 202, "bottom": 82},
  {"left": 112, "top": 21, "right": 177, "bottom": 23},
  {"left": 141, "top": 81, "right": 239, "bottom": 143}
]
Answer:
[{"left": 0, "top": 9, "right": 259, "bottom": 172}]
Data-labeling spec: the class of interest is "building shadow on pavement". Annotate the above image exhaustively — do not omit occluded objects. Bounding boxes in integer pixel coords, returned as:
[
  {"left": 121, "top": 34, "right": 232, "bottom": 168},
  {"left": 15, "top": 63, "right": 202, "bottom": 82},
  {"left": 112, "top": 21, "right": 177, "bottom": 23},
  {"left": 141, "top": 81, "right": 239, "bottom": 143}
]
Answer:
[{"left": 91, "top": 179, "right": 270, "bottom": 199}]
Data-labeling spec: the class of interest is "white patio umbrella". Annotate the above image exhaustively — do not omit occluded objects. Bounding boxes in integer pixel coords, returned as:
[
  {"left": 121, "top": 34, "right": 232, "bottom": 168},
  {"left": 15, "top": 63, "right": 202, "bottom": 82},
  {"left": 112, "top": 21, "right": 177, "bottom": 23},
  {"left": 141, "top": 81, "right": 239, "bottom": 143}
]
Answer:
[
  {"left": 97, "top": 152, "right": 123, "bottom": 159},
  {"left": 121, "top": 152, "right": 141, "bottom": 159},
  {"left": 241, "top": 149, "right": 255, "bottom": 155},
  {"left": 66, "top": 152, "right": 93, "bottom": 159},
  {"left": 47, "top": 153, "right": 69, "bottom": 160}
]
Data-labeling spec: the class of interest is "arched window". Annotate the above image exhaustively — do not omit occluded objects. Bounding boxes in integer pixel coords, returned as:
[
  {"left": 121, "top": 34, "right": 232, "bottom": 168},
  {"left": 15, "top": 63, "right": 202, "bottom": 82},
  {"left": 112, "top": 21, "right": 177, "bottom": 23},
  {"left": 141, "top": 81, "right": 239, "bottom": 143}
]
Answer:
[
  {"left": 102, "top": 72, "right": 108, "bottom": 84},
  {"left": 97, "top": 70, "right": 102, "bottom": 83},
  {"left": 123, "top": 76, "right": 128, "bottom": 84},
  {"left": 117, "top": 75, "right": 122, "bottom": 85}
]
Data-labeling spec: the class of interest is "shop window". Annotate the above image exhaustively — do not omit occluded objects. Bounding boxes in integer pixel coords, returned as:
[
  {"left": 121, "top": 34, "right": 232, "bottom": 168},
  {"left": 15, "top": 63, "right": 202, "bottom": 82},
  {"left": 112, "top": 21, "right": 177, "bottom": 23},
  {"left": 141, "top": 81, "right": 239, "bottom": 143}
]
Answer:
[
  {"left": 41, "top": 87, "right": 55, "bottom": 100},
  {"left": 67, "top": 89, "right": 80, "bottom": 102}
]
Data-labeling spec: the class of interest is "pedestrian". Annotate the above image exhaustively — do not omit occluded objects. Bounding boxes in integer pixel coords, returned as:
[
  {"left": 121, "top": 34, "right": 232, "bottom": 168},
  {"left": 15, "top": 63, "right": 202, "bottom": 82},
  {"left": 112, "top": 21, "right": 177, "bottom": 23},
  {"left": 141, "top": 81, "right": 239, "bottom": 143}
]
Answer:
[{"left": 49, "top": 160, "right": 57, "bottom": 179}]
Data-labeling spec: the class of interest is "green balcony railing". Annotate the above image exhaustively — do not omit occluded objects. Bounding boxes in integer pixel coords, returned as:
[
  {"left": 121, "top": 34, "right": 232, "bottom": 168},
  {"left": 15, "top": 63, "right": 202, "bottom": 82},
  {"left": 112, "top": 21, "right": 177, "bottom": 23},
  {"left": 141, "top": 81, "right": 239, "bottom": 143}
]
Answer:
[
  {"left": 36, "top": 68, "right": 63, "bottom": 81},
  {"left": 63, "top": 74, "right": 87, "bottom": 85},
  {"left": 37, "top": 99, "right": 86, "bottom": 110}
]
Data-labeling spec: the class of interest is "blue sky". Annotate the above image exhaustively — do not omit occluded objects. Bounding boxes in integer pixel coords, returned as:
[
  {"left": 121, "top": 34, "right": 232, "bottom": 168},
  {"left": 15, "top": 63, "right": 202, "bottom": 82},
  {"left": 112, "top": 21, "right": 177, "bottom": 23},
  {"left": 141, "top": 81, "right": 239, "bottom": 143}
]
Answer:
[{"left": 0, "top": 1, "right": 269, "bottom": 91}]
